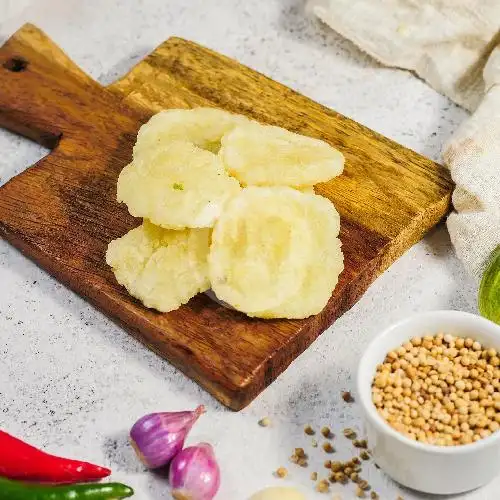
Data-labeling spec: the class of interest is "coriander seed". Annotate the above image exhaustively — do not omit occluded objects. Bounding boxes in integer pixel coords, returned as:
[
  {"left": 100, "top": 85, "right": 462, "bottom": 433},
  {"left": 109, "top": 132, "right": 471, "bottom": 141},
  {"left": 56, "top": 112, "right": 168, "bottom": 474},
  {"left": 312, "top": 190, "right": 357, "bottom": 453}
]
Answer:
[
  {"left": 372, "top": 333, "right": 500, "bottom": 446},
  {"left": 258, "top": 417, "right": 271, "bottom": 427},
  {"left": 335, "top": 472, "right": 347, "bottom": 484},
  {"left": 323, "top": 442, "right": 335, "bottom": 453},
  {"left": 342, "top": 391, "right": 355, "bottom": 403},
  {"left": 321, "top": 426, "right": 332, "bottom": 438},
  {"left": 360, "top": 451, "right": 370, "bottom": 460},
  {"left": 358, "top": 480, "right": 370, "bottom": 490},
  {"left": 331, "top": 461, "right": 343, "bottom": 472},
  {"left": 304, "top": 424, "right": 315, "bottom": 435},
  {"left": 310, "top": 471, "right": 318, "bottom": 481},
  {"left": 316, "top": 479, "right": 329, "bottom": 493},
  {"left": 355, "top": 486, "right": 365, "bottom": 498},
  {"left": 343, "top": 428, "right": 357, "bottom": 439},
  {"left": 275, "top": 467, "right": 287, "bottom": 478}
]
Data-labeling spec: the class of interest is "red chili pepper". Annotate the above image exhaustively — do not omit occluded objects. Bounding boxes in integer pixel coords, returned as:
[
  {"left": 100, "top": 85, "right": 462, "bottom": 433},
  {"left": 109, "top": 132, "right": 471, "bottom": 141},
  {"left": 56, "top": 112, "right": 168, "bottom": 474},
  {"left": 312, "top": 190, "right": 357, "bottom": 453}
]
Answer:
[{"left": 0, "top": 430, "right": 111, "bottom": 484}]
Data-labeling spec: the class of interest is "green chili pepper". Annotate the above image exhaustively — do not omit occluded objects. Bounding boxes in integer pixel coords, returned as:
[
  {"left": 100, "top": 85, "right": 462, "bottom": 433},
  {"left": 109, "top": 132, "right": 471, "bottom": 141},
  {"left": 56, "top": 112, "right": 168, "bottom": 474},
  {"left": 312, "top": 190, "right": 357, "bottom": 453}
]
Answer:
[
  {"left": 479, "top": 245, "right": 500, "bottom": 325},
  {"left": 0, "top": 477, "right": 134, "bottom": 500}
]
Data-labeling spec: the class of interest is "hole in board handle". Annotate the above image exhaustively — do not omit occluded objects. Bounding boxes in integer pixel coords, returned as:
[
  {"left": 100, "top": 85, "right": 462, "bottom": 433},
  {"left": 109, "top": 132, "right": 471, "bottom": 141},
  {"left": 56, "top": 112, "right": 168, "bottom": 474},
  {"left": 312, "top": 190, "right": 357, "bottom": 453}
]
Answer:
[{"left": 3, "top": 57, "right": 28, "bottom": 72}]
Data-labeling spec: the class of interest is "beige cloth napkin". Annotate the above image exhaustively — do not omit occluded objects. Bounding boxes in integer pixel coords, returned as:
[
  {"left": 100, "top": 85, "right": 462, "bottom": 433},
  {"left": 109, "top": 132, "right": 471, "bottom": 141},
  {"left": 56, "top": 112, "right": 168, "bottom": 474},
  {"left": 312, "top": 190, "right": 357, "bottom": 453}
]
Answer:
[{"left": 307, "top": 0, "right": 500, "bottom": 279}]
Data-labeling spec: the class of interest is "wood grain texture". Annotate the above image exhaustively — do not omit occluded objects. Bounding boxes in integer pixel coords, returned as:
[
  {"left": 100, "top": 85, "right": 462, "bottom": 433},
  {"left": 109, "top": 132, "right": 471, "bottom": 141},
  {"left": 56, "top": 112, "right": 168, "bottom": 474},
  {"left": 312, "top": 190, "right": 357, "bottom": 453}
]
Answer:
[{"left": 0, "top": 24, "right": 453, "bottom": 410}]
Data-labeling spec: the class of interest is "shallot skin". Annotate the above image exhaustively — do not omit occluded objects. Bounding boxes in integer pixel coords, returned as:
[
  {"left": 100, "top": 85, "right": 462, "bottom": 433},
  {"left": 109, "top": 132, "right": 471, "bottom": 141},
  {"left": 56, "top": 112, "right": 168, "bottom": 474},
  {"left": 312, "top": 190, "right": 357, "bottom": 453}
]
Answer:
[
  {"left": 130, "top": 406, "right": 205, "bottom": 469},
  {"left": 170, "top": 443, "right": 220, "bottom": 500}
]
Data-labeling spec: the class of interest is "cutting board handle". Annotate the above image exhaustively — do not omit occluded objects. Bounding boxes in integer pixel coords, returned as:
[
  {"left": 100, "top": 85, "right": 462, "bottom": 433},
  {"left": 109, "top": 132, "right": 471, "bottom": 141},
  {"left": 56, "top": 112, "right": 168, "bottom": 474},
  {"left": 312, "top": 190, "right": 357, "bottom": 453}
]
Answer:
[{"left": 0, "top": 24, "right": 120, "bottom": 149}]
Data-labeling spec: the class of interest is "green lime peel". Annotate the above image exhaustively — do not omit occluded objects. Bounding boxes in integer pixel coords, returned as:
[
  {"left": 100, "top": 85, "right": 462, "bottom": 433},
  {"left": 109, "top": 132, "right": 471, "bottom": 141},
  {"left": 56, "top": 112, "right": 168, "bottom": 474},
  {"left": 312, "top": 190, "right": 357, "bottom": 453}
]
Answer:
[{"left": 479, "top": 245, "right": 500, "bottom": 324}]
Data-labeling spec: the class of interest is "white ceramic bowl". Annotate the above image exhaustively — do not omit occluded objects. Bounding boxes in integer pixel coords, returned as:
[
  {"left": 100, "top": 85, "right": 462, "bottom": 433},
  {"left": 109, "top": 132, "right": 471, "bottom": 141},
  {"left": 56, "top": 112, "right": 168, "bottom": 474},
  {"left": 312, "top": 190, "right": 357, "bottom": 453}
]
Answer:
[{"left": 357, "top": 310, "right": 500, "bottom": 495}]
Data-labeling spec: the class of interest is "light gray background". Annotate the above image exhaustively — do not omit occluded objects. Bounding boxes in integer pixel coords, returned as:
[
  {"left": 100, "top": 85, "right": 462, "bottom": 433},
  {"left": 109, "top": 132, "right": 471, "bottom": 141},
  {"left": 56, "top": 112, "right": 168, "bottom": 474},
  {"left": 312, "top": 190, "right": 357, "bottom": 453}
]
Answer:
[{"left": 0, "top": 1, "right": 490, "bottom": 498}]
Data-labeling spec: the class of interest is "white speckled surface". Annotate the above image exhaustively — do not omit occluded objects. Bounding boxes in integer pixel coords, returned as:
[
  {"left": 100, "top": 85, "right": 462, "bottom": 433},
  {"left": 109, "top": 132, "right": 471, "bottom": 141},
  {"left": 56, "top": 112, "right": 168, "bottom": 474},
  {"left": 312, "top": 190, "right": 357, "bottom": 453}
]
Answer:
[{"left": 0, "top": 1, "right": 494, "bottom": 499}]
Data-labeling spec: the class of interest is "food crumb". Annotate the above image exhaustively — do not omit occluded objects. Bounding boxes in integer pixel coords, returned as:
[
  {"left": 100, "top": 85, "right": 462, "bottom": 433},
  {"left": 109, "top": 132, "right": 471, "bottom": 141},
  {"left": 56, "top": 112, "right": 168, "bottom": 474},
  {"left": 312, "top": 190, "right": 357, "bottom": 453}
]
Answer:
[
  {"left": 275, "top": 467, "right": 287, "bottom": 478},
  {"left": 172, "top": 182, "right": 184, "bottom": 191},
  {"left": 258, "top": 417, "right": 271, "bottom": 427},
  {"left": 312, "top": 439, "right": 318, "bottom": 448},
  {"left": 304, "top": 424, "right": 315, "bottom": 435},
  {"left": 311, "top": 471, "right": 318, "bottom": 481},
  {"left": 342, "top": 391, "right": 355, "bottom": 403},
  {"left": 323, "top": 442, "right": 335, "bottom": 453}
]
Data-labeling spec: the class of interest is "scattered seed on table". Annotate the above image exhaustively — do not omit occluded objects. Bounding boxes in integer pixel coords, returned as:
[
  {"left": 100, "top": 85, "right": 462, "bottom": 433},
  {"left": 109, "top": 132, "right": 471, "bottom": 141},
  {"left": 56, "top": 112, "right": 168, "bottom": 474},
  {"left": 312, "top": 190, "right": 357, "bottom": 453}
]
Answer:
[
  {"left": 304, "top": 425, "right": 315, "bottom": 435},
  {"left": 275, "top": 467, "right": 287, "bottom": 478},
  {"left": 295, "top": 448, "right": 306, "bottom": 458},
  {"left": 310, "top": 471, "right": 318, "bottom": 481},
  {"left": 321, "top": 426, "right": 333, "bottom": 438},
  {"left": 258, "top": 417, "right": 271, "bottom": 427},
  {"left": 370, "top": 492, "right": 379, "bottom": 499},
  {"left": 297, "top": 457, "right": 308, "bottom": 467},
  {"left": 323, "top": 442, "right": 335, "bottom": 453},
  {"left": 351, "top": 457, "right": 361, "bottom": 465},
  {"left": 324, "top": 460, "right": 332, "bottom": 468},
  {"left": 290, "top": 454, "right": 299, "bottom": 464},
  {"left": 356, "top": 486, "right": 366, "bottom": 498},
  {"left": 358, "top": 480, "right": 370, "bottom": 491},
  {"left": 331, "top": 461, "right": 343, "bottom": 472},
  {"left": 328, "top": 472, "right": 336, "bottom": 483},
  {"left": 316, "top": 479, "right": 330, "bottom": 493},
  {"left": 350, "top": 472, "right": 360, "bottom": 482},
  {"left": 344, "top": 467, "right": 353, "bottom": 475},
  {"left": 311, "top": 439, "right": 318, "bottom": 448},
  {"left": 354, "top": 439, "right": 368, "bottom": 449},
  {"left": 343, "top": 428, "right": 357, "bottom": 439},
  {"left": 360, "top": 451, "right": 370, "bottom": 461},
  {"left": 335, "top": 472, "right": 348, "bottom": 484},
  {"left": 342, "top": 391, "right": 355, "bottom": 403}
]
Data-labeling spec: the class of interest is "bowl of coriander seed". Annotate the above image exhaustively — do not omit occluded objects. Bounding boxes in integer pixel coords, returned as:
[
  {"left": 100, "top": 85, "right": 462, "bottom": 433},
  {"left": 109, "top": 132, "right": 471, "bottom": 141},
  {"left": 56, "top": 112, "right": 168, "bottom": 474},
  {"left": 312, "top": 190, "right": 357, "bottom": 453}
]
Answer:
[{"left": 357, "top": 310, "right": 500, "bottom": 495}]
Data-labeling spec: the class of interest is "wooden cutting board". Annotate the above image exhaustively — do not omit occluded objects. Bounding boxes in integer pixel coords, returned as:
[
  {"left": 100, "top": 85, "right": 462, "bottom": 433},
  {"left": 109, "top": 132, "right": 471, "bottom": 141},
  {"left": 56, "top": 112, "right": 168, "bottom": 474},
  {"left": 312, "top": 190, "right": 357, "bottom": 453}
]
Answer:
[{"left": 0, "top": 24, "right": 453, "bottom": 410}]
